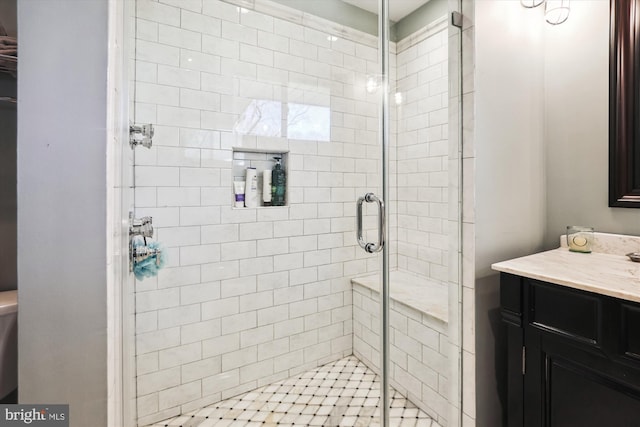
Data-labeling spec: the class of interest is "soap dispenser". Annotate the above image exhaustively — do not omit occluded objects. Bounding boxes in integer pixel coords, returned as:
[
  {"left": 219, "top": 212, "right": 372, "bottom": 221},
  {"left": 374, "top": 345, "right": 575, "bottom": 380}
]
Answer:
[{"left": 271, "top": 156, "right": 286, "bottom": 206}]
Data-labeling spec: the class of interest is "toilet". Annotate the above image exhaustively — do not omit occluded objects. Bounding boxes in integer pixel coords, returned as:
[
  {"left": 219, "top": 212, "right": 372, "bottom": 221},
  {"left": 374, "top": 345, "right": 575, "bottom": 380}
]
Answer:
[{"left": 0, "top": 290, "right": 17, "bottom": 400}]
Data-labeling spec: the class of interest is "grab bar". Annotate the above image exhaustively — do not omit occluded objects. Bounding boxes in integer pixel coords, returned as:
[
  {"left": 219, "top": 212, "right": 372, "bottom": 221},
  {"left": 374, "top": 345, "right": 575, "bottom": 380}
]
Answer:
[{"left": 356, "top": 192, "right": 385, "bottom": 253}]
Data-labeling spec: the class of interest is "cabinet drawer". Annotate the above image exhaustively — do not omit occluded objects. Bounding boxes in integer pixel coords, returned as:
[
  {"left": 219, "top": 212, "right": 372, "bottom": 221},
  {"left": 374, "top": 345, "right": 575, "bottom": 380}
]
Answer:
[{"left": 528, "top": 280, "right": 602, "bottom": 346}]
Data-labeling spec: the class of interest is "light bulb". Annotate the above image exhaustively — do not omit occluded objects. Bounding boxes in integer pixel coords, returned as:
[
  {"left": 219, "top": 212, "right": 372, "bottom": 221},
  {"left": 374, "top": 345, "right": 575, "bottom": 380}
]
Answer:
[
  {"left": 545, "top": 0, "right": 570, "bottom": 25},
  {"left": 521, "top": 0, "right": 544, "bottom": 7}
]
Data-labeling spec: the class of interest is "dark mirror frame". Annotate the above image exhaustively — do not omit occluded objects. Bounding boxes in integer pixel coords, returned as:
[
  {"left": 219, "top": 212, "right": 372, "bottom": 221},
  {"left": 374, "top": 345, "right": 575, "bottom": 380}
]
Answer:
[{"left": 609, "top": 0, "right": 640, "bottom": 207}]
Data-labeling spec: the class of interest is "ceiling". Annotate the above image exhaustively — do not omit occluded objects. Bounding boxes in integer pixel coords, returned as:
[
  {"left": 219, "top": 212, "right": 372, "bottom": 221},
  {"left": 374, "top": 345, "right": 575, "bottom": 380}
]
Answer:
[{"left": 341, "top": 0, "right": 431, "bottom": 22}]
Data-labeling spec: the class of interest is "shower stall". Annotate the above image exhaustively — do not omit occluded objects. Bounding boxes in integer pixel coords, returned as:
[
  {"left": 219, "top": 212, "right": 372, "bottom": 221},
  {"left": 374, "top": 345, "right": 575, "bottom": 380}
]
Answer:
[{"left": 123, "top": 0, "right": 463, "bottom": 425}]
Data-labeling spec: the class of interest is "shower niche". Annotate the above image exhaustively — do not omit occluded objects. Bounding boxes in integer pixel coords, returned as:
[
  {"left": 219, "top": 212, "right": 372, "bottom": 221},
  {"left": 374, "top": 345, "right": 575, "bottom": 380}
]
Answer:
[{"left": 232, "top": 149, "right": 288, "bottom": 208}]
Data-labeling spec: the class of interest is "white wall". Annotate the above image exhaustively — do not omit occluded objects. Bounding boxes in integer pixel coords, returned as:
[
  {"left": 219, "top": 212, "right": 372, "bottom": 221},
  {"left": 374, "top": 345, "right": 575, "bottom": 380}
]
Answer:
[
  {"left": 472, "top": 2, "right": 546, "bottom": 426},
  {"left": 17, "top": 1, "right": 109, "bottom": 426},
  {"left": 544, "top": 0, "right": 639, "bottom": 246}
]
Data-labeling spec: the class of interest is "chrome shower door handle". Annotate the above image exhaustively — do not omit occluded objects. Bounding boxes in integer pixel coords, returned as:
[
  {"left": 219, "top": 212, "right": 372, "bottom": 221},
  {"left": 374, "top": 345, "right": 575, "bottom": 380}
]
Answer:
[{"left": 356, "top": 192, "right": 385, "bottom": 253}]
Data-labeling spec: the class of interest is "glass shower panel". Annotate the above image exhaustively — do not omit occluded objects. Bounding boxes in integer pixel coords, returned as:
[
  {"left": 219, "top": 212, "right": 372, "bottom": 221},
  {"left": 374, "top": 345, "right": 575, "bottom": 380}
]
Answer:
[
  {"left": 131, "top": 1, "right": 383, "bottom": 425},
  {"left": 378, "top": 0, "right": 462, "bottom": 426}
]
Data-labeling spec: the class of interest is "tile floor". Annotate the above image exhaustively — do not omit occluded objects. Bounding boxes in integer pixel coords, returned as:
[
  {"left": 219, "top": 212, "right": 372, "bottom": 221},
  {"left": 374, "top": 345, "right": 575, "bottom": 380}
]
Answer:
[{"left": 147, "top": 356, "right": 441, "bottom": 427}]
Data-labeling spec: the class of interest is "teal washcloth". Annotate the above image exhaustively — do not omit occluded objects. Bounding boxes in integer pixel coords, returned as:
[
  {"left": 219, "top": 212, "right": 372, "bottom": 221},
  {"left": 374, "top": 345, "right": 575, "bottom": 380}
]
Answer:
[{"left": 133, "top": 239, "right": 166, "bottom": 281}]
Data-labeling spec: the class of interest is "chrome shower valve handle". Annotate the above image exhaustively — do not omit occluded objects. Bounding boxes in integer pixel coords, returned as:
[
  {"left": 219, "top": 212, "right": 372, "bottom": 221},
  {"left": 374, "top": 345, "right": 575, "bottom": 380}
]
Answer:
[
  {"left": 129, "top": 215, "right": 153, "bottom": 239},
  {"left": 132, "top": 245, "right": 163, "bottom": 267},
  {"left": 129, "top": 123, "right": 154, "bottom": 149},
  {"left": 129, "top": 212, "right": 158, "bottom": 272},
  {"left": 356, "top": 192, "right": 385, "bottom": 254}
]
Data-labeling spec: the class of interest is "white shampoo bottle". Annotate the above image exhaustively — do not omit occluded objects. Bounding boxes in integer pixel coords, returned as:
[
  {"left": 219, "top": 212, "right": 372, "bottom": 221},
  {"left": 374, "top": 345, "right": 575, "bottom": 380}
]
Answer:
[
  {"left": 263, "top": 169, "right": 272, "bottom": 206},
  {"left": 245, "top": 167, "right": 258, "bottom": 208}
]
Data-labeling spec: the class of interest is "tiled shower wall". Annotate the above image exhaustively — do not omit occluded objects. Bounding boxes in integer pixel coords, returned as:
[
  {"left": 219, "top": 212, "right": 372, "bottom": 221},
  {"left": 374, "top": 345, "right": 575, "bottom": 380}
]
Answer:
[
  {"left": 393, "top": 23, "right": 449, "bottom": 282},
  {"left": 131, "top": 0, "right": 381, "bottom": 424},
  {"left": 352, "top": 283, "right": 450, "bottom": 425}
]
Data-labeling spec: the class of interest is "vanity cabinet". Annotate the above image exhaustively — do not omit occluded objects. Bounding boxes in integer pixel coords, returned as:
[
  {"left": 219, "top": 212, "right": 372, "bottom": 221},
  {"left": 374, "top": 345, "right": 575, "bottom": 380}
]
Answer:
[{"left": 501, "top": 273, "right": 640, "bottom": 427}]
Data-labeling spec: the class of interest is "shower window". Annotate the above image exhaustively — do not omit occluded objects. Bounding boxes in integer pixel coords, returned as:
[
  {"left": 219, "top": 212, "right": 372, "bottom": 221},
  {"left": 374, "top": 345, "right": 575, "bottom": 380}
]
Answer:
[{"left": 233, "top": 100, "right": 330, "bottom": 141}]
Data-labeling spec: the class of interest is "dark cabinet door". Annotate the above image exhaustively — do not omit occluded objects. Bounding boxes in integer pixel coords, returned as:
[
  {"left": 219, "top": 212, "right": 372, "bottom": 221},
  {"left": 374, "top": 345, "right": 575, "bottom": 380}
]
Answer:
[
  {"left": 524, "top": 320, "right": 640, "bottom": 427},
  {"left": 502, "top": 274, "right": 640, "bottom": 427}
]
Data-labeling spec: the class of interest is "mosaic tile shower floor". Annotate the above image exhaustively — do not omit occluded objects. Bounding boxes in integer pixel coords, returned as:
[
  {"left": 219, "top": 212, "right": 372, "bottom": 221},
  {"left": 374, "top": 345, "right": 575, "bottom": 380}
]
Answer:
[{"left": 147, "top": 356, "right": 441, "bottom": 427}]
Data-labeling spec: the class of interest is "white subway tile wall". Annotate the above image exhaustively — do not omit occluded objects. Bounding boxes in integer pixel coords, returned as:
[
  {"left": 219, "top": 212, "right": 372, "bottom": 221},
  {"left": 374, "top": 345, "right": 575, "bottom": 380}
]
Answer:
[
  {"left": 393, "top": 28, "right": 449, "bottom": 282},
  {"left": 133, "top": 1, "right": 381, "bottom": 424},
  {"left": 353, "top": 283, "right": 450, "bottom": 426}
]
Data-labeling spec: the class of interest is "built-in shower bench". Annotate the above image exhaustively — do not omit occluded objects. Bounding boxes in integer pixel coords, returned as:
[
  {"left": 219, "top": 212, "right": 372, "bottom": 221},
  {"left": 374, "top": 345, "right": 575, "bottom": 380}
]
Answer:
[{"left": 351, "top": 270, "right": 451, "bottom": 426}]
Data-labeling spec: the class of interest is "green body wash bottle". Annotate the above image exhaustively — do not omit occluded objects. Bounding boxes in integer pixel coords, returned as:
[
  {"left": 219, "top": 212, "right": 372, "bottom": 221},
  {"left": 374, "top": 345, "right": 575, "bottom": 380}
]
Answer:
[{"left": 271, "top": 156, "right": 286, "bottom": 206}]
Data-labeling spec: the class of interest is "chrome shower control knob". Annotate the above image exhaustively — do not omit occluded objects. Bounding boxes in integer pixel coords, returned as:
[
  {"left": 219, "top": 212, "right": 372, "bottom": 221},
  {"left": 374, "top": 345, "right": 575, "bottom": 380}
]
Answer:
[
  {"left": 129, "top": 123, "right": 154, "bottom": 149},
  {"left": 130, "top": 216, "right": 153, "bottom": 238}
]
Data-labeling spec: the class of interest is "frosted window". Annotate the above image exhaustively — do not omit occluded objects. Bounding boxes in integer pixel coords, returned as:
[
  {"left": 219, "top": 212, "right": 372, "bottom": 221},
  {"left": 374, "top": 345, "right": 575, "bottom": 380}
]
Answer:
[
  {"left": 234, "top": 100, "right": 330, "bottom": 142},
  {"left": 233, "top": 100, "right": 282, "bottom": 137},
  {"left": 287, "top": 103, "right": 330, "bottom": 141}
]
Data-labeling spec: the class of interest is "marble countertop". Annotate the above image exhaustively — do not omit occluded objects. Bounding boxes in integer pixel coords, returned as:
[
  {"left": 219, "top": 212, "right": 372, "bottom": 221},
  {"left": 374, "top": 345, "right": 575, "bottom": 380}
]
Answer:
[{"left": 492, "top": 248, "right": 640, "bottom": 303}]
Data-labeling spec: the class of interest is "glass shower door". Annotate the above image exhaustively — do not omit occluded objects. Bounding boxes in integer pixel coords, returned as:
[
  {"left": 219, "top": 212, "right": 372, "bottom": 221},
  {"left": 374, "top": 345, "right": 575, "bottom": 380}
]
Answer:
[{"left": 373, "top": 0, "right": 463, "bottom": 426}]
